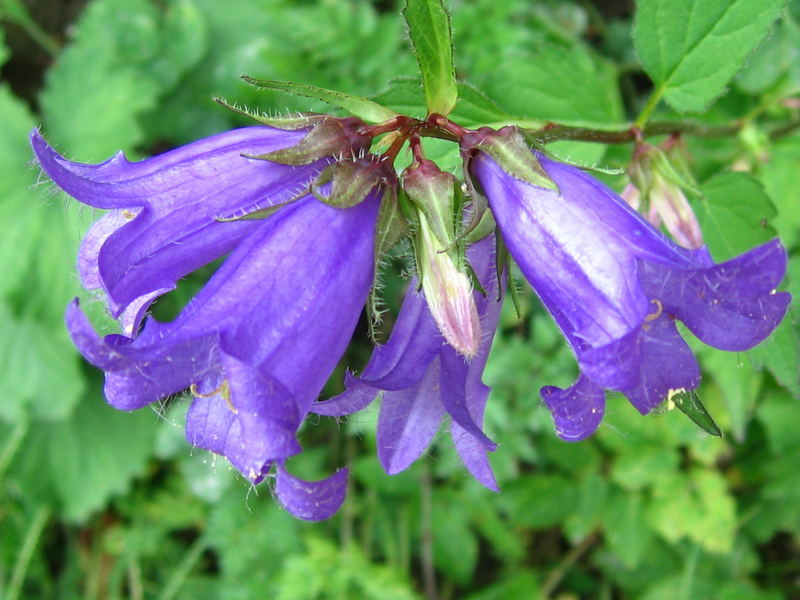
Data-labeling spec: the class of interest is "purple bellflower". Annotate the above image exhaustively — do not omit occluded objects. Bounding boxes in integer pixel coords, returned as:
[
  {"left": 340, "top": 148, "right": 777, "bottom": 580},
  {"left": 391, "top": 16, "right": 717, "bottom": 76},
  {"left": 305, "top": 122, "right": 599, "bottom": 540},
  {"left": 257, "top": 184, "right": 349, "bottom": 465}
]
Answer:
[
  {"left": 66, "top": 190, "right": 380, "bottom": 519},
  {"left": 463, "top": 128, "right": 791, "bottom": 441},
  {"left": 33, "top": 123, "right": 384, "bottom": 520},
  {"left": 313, "top": 237, "right": 504, "bottom": 490},
  {"left": 30, "top": 123, "right": 366, "bottom": 335}
]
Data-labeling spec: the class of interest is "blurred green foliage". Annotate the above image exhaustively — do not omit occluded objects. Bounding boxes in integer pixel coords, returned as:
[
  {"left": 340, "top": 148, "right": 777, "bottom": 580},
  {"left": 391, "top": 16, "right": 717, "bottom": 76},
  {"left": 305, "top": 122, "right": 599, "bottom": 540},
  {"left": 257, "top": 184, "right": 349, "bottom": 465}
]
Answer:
[{"left": 0, "top": 0, "right": 798, "bottom": 598}]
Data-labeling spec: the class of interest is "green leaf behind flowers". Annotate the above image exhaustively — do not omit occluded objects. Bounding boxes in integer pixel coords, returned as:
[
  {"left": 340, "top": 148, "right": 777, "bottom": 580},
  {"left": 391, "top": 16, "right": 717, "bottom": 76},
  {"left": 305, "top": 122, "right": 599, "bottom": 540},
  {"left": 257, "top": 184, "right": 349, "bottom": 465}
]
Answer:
[
  {"left": 634, "top": 0, "right": 788, "bottom": 112},
  {"left": 402, "top": 0, "right": 459, "bottom": 116}
]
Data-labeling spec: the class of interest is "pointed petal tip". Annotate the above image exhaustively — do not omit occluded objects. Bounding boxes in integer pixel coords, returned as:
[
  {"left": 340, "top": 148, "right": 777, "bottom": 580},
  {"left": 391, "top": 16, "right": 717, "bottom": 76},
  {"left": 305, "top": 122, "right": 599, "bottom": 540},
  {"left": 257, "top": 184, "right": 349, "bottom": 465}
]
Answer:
[
  {"left": 275, "top": 464, "right": 348, "bottom": 521},
  {"left": 541, "top": 378, "right": 605, "bottom": 442}
]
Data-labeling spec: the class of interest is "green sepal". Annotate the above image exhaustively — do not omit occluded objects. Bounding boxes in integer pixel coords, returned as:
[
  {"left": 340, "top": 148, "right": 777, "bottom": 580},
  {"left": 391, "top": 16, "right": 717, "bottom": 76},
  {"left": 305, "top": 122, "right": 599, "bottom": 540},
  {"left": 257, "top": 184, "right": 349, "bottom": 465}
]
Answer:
[
  {"left": 214, "top": 201, "right": 293, "bottom": 223},
  {"left": 213, "top": 97, "right": 325, "bottom": 130},
  {"left": 463, "top": 209, "right": 496, "bottom": 244},
  {"left": 367, "top": 186, "right": 408, "bottom": 342},
  {"left": 459, "top": 154, "right": 490, "bottom": 241},
  {"left": 669, "top": 389, "right": 722, "bottom": 437},
  {"left": 401, "top": 160, "right": 456, "bottom": 250},
  {"left": 244, "top": 118, "right": 355, "bottom": 166},
  {"left": 375, "top": 184, "right": 408, "bottom": 259},
  {"left": 241, "top": 76, "right": 399, "bottom": 124},
  {"left": 495, "top": 229, "right": 521, "bottom": 315},
  {"left": 466, "top": 127, "right": 558, "bottom": 192},
  {"left": 311, "top": 160, "right": 382, "bottom": 208},
  {"left": 464, "top": 260, "right": 487, "bottom": 298}
]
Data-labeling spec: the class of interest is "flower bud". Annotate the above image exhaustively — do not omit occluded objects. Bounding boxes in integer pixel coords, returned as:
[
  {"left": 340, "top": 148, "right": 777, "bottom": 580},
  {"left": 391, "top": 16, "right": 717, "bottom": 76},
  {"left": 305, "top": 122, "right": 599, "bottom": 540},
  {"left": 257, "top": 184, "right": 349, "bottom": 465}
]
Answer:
[
  {"left": 403, "top": 160, "right": 481, "bottom": 358},
  {"left": 626, "top": 140, "right": 704, "bottom": 249}
]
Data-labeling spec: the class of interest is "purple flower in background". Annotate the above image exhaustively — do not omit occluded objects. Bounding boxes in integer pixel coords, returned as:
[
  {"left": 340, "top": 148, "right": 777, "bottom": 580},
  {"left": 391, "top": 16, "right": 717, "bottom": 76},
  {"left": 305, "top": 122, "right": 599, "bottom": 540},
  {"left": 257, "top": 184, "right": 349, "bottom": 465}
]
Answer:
[
  {"left": 465, "top": 129, "right": 790, "bottom": 441},
  {"left": 65, "top": 190, "right": 380, "bottom": 519},
  {"left": 30, "top": 125, "right": 358, "bottom": 335},
  {"left": 313, "top": 237, "right": 504, "bottom": 489}
]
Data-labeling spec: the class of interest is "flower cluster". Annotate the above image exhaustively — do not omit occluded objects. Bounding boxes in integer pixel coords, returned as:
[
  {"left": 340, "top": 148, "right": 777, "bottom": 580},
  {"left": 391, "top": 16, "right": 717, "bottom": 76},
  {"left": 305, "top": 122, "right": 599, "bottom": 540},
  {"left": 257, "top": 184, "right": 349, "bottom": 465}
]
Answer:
[{"left": 32, "top": 108, "right": 790, "bottom": 520}]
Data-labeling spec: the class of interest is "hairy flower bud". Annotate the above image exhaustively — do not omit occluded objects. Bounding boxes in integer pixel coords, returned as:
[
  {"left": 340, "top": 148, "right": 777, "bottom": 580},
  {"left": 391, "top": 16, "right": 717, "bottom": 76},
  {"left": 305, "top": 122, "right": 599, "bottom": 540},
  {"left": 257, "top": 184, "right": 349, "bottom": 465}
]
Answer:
[
  {"left": 626, "top": 140, "right": 703, "bottom": 249},
  {"left": 403, "top": 160, "right": 481, "bottom": 358}
]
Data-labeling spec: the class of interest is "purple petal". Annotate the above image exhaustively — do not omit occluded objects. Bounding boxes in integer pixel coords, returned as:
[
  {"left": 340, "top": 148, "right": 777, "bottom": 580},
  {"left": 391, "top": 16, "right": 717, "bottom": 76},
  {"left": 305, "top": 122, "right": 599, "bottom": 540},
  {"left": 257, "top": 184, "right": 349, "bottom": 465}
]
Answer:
[
  {"left": 639, "top": 239, "right": 791, "bottom": 351},
  {"left": 360, "top": 282, "right": 444, "bottom": 389},
  {"left": 619, "top": 314, "right": 701, "bottom": 415},
  {"left": 451, "top": 383, "right": 498, "bottom": 491},
  {"left": 32, "top": 127, "right": 328, "bottom": 318},
  {"left": 451, "top": 237, "right": 503, "bottom": 489},
  {"left": 310, "top": 372, "right": 380, "bottom": 417},
  {"left": 541, "top": 376, "right": 605, "bottom": 441},
  {"left": 440, "top": 348, "right": 497, "bottom": 450},
  {"left": 185, "top": 383, "right": 271, "bottom": 483},
  {"left": 377, "top": 359, "right": 446, "bottom": 475},
  {"left": 472, "top": 152, "right": 650, "bottom": 352},
  {"left": 274, "top": 463, "right": 348, "bottom": 521}
]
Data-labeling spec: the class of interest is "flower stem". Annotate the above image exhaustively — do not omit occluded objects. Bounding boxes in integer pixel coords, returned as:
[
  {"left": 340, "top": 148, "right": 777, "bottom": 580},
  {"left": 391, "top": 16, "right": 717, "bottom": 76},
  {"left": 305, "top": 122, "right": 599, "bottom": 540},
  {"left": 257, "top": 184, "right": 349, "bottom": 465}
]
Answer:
[
  {"left": 5, "top": 506, "right": 50, "bottom": 600},
  {"left": 634, "top": 86, "right": 665, "bottom": 130},
  {"left": 157, "top": 536, "right": 209, "bottom": 600}
]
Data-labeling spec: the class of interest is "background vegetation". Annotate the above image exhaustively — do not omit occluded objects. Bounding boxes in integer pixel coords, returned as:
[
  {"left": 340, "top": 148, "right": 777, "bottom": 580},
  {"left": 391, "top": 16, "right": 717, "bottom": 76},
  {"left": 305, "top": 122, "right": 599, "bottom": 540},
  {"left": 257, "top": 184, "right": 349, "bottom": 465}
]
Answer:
[{"left": 0, "top": 0, "right": 798, "bottom": 598}]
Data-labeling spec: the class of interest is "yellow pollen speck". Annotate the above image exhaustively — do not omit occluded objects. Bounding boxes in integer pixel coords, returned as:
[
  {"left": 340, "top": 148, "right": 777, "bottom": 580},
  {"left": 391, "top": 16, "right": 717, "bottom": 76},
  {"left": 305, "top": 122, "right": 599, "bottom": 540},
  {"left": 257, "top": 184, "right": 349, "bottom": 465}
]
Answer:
[
  {"left": 190, "top": 379, "right": 237, "bottom": 413},
  {"left": 644, "top": 298, "right": 663, "bottom": 322},
  {"left": 121, "top": 209, "right": 137, "bottom": 220},
  {"left": 663, "top": 388, "right": 686, "bottom": 411}
]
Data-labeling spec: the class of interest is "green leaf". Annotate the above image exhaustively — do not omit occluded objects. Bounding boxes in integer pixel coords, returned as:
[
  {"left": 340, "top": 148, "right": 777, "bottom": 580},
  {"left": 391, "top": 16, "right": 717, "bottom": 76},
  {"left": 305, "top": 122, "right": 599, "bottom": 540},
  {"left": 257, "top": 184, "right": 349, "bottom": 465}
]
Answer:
[
  {"left": 241, "top": 77, "right": 399, "bottom": 124},
  {"left": 402, "top": 0, "right": 458, "bottom": 116},
  {"left": 697, "top": 172, "right": 777, "bottom": 262},
  {"left": 480, "top": 44, "right": 624, "bottom": 127},
  {"left": 432, "top": 496, "right": 478, "bottom": 584},
  {"left": 603, "top": 489, "right": 655, "bottom": 569},
  {"left": 701, "top": 348, "right": 764, "bottom": 442},
  {"left": 646, "top": 470, "right": 736, "bottom": 554},
  {"left": 760, "top": 134, "right": 800, "bottom": 249},
  {"left": 671, "top": 389, "right": 723, "bottom": 437},
  {"left": 634, "top": 0, "right": 788, "bottom": 112},
  {"left": 0, "top": 303, "right": 85, "bottom": 423},
  {"left": 8, "top": 392, "right": 154, "bottom": 522},
  {"left": 757, "top": 392, "right": 800, "bottom": 454},
  {"left": 748, "top": 308, "right": 800, "bottom": 398},
  {"left": 0, "top": 27, "right": 8, "bottom": 69}
]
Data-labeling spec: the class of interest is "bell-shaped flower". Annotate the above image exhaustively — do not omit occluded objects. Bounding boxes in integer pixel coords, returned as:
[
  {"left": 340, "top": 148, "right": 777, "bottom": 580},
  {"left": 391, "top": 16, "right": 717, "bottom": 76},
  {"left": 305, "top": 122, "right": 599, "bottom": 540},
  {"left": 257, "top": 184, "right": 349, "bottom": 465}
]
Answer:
[
  {"left": 463, "top": 127, "right": 791, "bottom": 441},
  {"left": 313, "top": 237, "right": 503, "bottom": 490},
  {"left": 31, "top": 119, "right": 368, "bottom": 335},
  {"left": 66, "top": 189, "right": 381, "bottom": 520}
]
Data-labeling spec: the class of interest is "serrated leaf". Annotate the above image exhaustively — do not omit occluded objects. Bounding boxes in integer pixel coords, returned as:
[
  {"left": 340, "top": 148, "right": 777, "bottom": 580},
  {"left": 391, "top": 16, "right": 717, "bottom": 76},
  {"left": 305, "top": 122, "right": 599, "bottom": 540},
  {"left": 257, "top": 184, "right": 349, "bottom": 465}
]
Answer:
[
  {"left": 634, "top": 0, "right": 788, "bottom": 113},
  {"left": 0, "top": 303, "right": 85, "bottom": 423},
  {"left": 748, "top": 308, "right": 800, "bottom": 398},
  {"left": 8, "top": 392, "right": 154, "bottom": 522},
  {"left": 402, "top": 0, "right": 458, "bottom": 116},
  {"left": 242, "top": 77, "right": 398, "bottom": 123},
  {"left": 697, "top": 172, "right": 778, "bottom": 262},
  {"left": 761, "top": 134, "right": 800, "bottom": 249},
  {"left": 480, "top": 44, "right": 624, "bottom": 127},
  {"left": 701, "top": 349, "right": 763, "bottom": 442}
]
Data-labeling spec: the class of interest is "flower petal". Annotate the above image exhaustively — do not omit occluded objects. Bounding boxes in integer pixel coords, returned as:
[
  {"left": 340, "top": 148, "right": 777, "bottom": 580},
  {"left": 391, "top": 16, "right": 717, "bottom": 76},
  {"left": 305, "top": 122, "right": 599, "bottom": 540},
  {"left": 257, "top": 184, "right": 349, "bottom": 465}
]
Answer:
[
  {"left": 440, "top": 348, "right": 497, "bottom": 450},
  {"left": 541, "top": 376, "right": 605, "bottom": 441},
  {"left": 32, "top": 127, "right": 328, "bottom": 318},
  {"left": 377, "top": 359, "right": 446, "bottom": 475},
  {"left": 639, "top": 239, "right": 791, "bottom": 351},
  {"left": 275, "top": 463, "right": 348, "bottom": 521},
  {"left": 619, "top": 314, "right": 701, "bottom": 415},
  {"left": 450, "top": 382, "right": 499, "bottom": 491}
]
